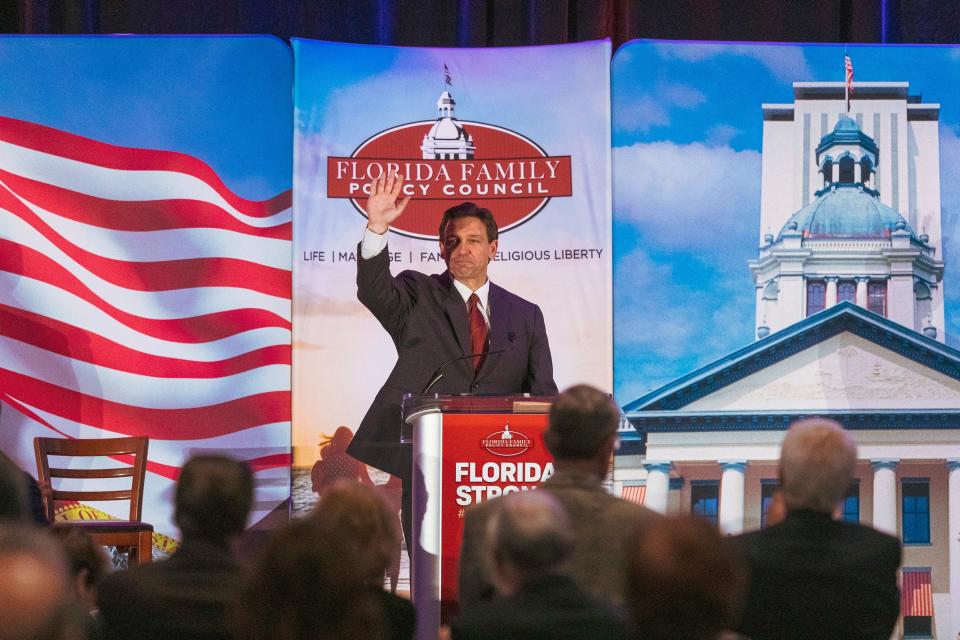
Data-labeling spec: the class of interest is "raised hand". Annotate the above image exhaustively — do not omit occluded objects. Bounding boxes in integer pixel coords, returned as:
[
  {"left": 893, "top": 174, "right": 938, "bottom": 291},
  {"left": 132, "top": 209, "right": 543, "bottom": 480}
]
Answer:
[{"left": 365, "top": 172, "right": 411, "bottom": 234}]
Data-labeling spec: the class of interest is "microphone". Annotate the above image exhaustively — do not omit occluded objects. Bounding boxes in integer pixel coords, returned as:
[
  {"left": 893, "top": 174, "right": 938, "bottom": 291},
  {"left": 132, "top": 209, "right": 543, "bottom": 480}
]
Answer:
[{"left": 421, "top": 333, "right": 517, "bottom": 395}]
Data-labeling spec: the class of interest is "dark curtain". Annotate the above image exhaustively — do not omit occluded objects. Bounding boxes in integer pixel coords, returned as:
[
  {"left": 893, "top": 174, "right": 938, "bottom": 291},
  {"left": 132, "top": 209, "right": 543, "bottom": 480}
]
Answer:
[{"left": 1, "top": 0, "right": 954, "bottom": 47}]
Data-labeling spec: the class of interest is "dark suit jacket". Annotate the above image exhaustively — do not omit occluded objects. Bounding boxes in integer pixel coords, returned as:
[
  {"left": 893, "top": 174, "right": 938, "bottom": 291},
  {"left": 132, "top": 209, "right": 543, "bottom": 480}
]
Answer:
[
  {"left": 97, "top": 538, "right": 240, "bottom": 640},
  {"left": 458, "top": 470, "right": 661, "bottom": 608},
  {"left": 452, "top": 573, "right": 631, "bottom": 640},
  {"left": 349, "top": 245, "right": 557, "bottom": 478},
  {"left": 733, "top": 510, "right": 901, "bottom": 640}
]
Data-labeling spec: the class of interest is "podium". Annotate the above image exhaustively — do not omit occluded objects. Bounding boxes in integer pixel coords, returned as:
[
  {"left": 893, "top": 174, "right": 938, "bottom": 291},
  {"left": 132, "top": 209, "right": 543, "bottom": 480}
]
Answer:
[{"left": 402, "top": 393, "right": 555, "bottom": 640}]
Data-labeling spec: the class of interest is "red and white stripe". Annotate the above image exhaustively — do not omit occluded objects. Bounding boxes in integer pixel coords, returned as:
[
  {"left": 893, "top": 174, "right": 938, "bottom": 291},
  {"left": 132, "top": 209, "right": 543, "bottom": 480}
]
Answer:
[
  {"left": 901, "top": 569, "right": 933, "bottom": 617},
  {"left": 0, "top": 116, "right": 291, "bottom": 536}
]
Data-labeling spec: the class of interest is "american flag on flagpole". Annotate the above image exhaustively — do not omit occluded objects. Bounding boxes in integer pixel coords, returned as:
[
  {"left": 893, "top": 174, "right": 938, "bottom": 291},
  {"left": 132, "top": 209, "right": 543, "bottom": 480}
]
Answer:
[
  {"left": 844, "top": 54, "right": 854, "bottom": 112},
  {"left": 444, "top": 63, "right": 453, "bottom": 87},
  {"left": 0, "top": 115, "right": 292, "bottom": 540}
]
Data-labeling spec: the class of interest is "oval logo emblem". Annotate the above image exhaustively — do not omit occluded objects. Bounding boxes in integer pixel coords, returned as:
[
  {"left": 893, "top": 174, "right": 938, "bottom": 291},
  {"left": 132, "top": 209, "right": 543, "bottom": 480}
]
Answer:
[
  {"left": 326, "top": 90, "right": 572, "bottom": 240},
  {"left": 481, "top": 426, "right": 533, "bottom": 457}
]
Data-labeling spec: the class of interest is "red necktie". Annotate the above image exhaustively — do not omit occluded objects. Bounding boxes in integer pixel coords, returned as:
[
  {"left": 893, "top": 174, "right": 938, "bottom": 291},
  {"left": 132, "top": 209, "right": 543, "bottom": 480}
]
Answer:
[{"left": 468, "top": 293, "right": 488, "bottom": 373}]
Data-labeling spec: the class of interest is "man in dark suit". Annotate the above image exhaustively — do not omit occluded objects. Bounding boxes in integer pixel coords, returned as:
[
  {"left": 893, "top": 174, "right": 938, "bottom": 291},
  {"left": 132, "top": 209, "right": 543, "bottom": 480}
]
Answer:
[
  {"left": 349, "top": 173, "right": 558, "bottom": 545},
  {"left": 733, "top": 418, "right": 901, "bottom": 640},
  {"left": 458, "top": 384, "right": 659, "bottom": 608},
  {"left": 97, "top": 455, "right": 253, "bottom": 640},
  {"left": 452, "top": 490, "right": 630, "bottom": 640}
]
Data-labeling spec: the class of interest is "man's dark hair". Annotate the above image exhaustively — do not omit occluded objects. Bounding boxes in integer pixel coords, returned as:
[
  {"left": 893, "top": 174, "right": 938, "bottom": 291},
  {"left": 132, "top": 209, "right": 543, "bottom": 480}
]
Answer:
[
  {"left": 174, "top": 455, "right": 253, "bottom": 543},
  {"left": 438, "top": 202, "right": 498, "bottom": 243},
  {"left": 0, "top": 452, "right": 28, "bottom": 522},
  {"left": 544, "top": 384, "right": 620, "bottom": 460},
  {"left": 628, "top": 516, "right": 746, "bottom": 640},
  {"left": 234, "top": 517, "right": 386, "bottom": 640}
]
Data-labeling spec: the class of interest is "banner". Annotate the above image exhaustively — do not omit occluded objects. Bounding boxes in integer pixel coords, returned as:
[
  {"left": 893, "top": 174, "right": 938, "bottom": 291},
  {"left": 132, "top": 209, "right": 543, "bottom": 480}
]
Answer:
[
  {"left": 291, "top": 37, "right": 612, "bottom": 535},
  {"left": 613, "top": 41, "right": 960, "bottom": 636},
  {"left": 0, "top": 36, "right": 293, "bottom": 545}
]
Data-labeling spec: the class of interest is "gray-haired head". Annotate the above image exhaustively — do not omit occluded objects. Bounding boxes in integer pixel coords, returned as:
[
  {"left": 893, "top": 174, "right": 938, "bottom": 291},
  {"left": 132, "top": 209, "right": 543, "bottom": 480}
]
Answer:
[
  {"left": 487, "top": 490, "right": 573, "bottom": 582},
  {"left": 779, "top": 418, "right": 857, "bottom": 514}
]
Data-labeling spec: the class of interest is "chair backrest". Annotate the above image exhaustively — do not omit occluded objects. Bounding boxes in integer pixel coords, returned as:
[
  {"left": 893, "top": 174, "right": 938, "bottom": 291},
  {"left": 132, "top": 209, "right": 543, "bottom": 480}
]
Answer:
[{"left": 33, "top": 436, "right": 149, "bottom": 523}]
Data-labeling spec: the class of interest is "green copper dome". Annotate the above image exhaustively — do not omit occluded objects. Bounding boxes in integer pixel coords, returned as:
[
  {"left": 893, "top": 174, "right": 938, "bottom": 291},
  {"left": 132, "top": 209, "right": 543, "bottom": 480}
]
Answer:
[
  {"left": 780, "top": 187, "right": 913, "bottom": 240},
  {"left": 816, "top": 115, "right": 879, "bottom": 158}
]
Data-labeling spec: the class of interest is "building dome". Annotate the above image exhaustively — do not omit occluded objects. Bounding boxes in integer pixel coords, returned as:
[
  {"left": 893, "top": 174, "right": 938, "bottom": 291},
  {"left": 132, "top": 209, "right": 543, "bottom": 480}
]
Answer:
[
  {"left": 780, "top": 187, "right": 914, "bottom": 240},
  {"left": 816, "top": 114, "right": 879, "bottom": 158},
  {"left": 424, "top": 117, "right": 471, "bottom": 143}
]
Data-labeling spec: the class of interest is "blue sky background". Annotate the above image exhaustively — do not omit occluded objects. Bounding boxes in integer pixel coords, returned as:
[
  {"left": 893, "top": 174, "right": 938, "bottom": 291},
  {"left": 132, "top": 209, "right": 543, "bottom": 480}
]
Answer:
[
  {"left": 613, "top": 41, "right": 960, "bottom": 405},
  {"left": 0, "top": 36, "right": 292, "bottom": 199}
]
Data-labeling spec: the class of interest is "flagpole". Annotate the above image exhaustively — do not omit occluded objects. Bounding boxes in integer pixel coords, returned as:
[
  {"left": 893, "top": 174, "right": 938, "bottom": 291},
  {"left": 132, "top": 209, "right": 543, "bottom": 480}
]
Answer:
[{"left": 844, "top": 49, "right": 849, "bottom": 114}]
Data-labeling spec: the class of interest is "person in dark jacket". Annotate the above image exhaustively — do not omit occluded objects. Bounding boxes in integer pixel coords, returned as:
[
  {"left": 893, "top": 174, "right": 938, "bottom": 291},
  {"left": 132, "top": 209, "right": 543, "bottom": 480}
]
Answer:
[
  {"left": 97, "top": 455, "right": 253, "bottom": 640},
  {"left": 453, "top": 490, "right": 630, "bottom": 640},
  {"left": 732, "top": 418, "right": 901, "bottom": 640}
]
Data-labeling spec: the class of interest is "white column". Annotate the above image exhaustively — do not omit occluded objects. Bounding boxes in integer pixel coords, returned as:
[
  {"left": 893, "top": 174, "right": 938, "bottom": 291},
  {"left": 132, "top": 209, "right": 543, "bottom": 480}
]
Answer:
[
  {"left": 948, "top": 459, "right": 960, "bottom": 639},
  {"left": 856, "top": 276, "right": 870, "bottom": 308},
  {"left": 825, "top": 276, "right": 838, "bottom": 308},
  {"left": 719, "top": 460, "right": 747, "bottom": 535},
  {"left": 871, "top": 458, "right": 899, "bottom": 536},
  {"left": 643, "top": 461, "right": 672, "bottom": 514}
]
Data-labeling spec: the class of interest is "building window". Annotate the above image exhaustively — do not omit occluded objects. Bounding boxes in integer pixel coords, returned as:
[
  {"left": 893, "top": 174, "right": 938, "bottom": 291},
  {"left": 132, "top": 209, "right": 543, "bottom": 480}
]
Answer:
[
  {"left": 860, "top": 157, "right": 873, "bottom": 185},
  {"left": 838, "top": 281, "right": 856, "bottom": 303},
  {"left": 761, "top": 481, "right": 780, "bottom": 528},
  {"left": 841, "top": 482, "right": 860, "bottom": 523},
  {"left": 838, "top": 155, "right": 855, "bottom": 183},
  {"left": 902, "top": 480, "right": 930, "bottom": 545},
  {"left": 691, "top": 482, "right": 719, "bottom": 527},
  {"left": 821, "top": 159, "right": 833, "bottom": 186},
  {"left": 806, "top": 280, "right": 826, "bottom": 316},
  {"left": 867, "top": 281, "right": 887, "bottom": 316},
  {"left": 903, "top": 616, "right": 933, "bottom": 638}
]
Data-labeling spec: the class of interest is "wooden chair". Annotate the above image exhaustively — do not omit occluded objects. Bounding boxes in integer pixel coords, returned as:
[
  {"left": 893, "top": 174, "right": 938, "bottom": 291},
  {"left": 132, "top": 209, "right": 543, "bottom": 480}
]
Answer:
[{"left": 34, "top": 436, "right": 153, "bottom": 565}]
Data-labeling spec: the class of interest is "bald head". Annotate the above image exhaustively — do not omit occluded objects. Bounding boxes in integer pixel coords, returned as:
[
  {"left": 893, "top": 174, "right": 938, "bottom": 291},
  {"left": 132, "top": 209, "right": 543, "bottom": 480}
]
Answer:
[
  {"left": 780, "top": 418, "right": 857, "bottom": 514},
  {"left": 0, "top": 524, "right": 81, "bottom": 640},
  {"left": 487, "top": 490, "right": 572, "bottom": 592}
]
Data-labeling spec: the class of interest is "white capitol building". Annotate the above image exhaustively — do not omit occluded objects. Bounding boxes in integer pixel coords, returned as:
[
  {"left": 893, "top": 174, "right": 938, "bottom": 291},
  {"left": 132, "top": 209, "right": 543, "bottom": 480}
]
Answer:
[
  {"left": 618, "top": 81, "right": 959, "bottom": 638},
  {"left": 420, "top": 90, "right": 475, "bottom": 160}
]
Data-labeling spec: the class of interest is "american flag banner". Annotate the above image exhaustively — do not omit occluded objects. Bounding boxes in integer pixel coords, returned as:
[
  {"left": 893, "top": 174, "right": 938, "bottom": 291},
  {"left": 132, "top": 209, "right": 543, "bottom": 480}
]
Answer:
[
  {"left": 844, "top": 54, "right": 854, "bottom": 112},
  {"left": 0, "top": 115, "right": 292, "bottom": 541}
]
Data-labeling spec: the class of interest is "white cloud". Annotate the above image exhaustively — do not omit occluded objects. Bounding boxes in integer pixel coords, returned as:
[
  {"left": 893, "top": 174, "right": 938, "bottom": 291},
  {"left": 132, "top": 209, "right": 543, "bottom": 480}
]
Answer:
[
  {"left": 615, "top": 81, "right": 706, "bottom": 134},
  {"left": 653, "top": 42, "right": 813, "bottom": 83},
  {"left": 616, "top": 96, "right": 669, "bottom": 133},
  {"left": 614, "top": 247, "right": 755, "bottom": 401},
  {"left": 613, "top": 141, "right": 761, "bottom": 252},
  {"left": 660, "top": 83, "right": 706, "bottom": 108},
  {"left": 706, "top": 124, "right": 741, "bottom": 147}
]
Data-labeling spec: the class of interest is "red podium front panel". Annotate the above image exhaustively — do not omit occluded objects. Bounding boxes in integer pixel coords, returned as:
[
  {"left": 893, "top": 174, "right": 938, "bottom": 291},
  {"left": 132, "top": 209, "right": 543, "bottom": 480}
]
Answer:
[
  {"left": 404, "top": 395, "right": 554, "bottom": 640},
  {"left": 440, "top": 413, "right": 553, "bottom": 603}
]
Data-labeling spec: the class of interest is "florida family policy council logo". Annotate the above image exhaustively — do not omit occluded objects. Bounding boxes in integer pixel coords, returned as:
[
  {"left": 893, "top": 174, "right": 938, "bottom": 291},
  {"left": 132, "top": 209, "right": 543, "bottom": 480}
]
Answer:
[
  {"left": 327, "top": 73, "right": 573, "bottom": 240},
  {"left": 481, "top": 425, "right": 533, "bottom": 457}
]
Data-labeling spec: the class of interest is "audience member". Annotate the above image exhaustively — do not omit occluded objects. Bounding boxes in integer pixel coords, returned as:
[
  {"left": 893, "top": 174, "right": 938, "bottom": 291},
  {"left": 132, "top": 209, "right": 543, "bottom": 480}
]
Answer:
[
  {"left": 233, "top": 516, "right": 386, "bottom": 640},
  {"left": 0, "top": 450, "right": 47, "bottom": 524},
  {"left": 97, "top": 455, "right": 253, "bottom": 640},
  {"left": 732, "top": 418, "right": 900, "bottom": 640},
  {"left": 628, "top": 515, "right": 746, "bottom": 640},
  {"left": 310, "top": 481, "right": 414, "bottom": 640},
  {"left": 459, "top": 384, "right": 660, "bottom": 607},
  {"left": 453, "top": 490, "right": 630, "bottom": 640},
  {"left": 0, "top": 523, "right": 86, "bottom": 640},
  {"left": 51, "top": 527, "right": 110, "bottom": 639}
]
